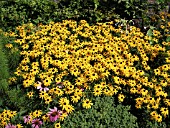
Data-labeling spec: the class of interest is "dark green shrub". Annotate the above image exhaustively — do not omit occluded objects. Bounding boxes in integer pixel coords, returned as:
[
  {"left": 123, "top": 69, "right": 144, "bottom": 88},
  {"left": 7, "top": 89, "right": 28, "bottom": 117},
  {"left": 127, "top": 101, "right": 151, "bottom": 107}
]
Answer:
[
  {"left": 61, "top": 96, "right": 139, "bottom": 128},
  {"left": 0, "top": 0, "right": 168, "bottom": 31},
  {"left": 0, "top": 0, "right": 58, "bottom": 30}
]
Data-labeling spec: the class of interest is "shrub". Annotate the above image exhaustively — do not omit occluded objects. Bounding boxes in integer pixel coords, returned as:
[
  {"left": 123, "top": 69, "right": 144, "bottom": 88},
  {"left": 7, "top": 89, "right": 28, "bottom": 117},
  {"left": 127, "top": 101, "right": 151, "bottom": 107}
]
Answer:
[
  {"left": 61, "top": 96, "right": 139, "bottom": 128},
  {"left": 0, "top": 0, "right": 58, "bottom": 30},
  {"left": 1, "top": 0, "right": 168, "bottom": 31}
]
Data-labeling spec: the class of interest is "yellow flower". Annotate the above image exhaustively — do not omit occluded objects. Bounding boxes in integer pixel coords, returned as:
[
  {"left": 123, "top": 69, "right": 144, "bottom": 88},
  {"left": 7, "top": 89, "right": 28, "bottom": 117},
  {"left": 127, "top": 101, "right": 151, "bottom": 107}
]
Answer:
[
  {"left": 150, "top": 111, "right": 157, "bottom": 120},
  {"left": 152, "top": 103, "right": 159, "bottom": 110},
  {"left": 54, "top": 122, "right": 61, "bottom": 128},
  {"left": 109, "top": 86, "right": 118, "bottom": 96},
  {"left": 5, "top": 43, "right": 13, "bottom": 48},
  {"left": 103, "top": 89, "right": 112, "bottom": 96},
  {"left": 89, "top": 72, "right": 98, "bottom": 81},
  {"left": 44, "top": 96, "right": 52, "bottom": 104},
  {"left": 53, "top": 88, "right": 64, "bottom": 96},
  {"left": 33, "top": 110, "right": 42, "bottom": 118},
  {"left": 42, "top": 114, "right": 49, "bottom": 122},
  {"left": 43, "top": 78, "right": 52, "bottom": 86},
  {"left": 0, "top": 119, "right": 7, "bottom": 127},
  {"left": 23, "top": 79, "right": 32, "bottom": 88},
  {"left": 93, "top": 88, "right": 102, "bottom": 96},
  {"left": 155, "top": 114, "right": 162, "bottom": 122},
  {"left": 59, "top": 111, "right": 68, "bottom": 121},
  {"left": 113, "top": 76, "right": 121, "bottom": 84},
  {"left": 74, "top": 88, "right": 83, "bottom": 96},
  {"left": 82, "top": 99, "right": 93, "bottom": 109},
  {"left": 160, "top": 107, "right": 168, "bottom": 117},
  {"left": 118, "top": 94, "right": 125, "bottom": 102},
  {"left": 27, "top": 91, "right": 34, "bottom": 98},
  {"left": 135, "top": 97, "right": 144, "bottom": 104},
  {"left": 166, "top": 57, "right": 170, "bottom": 63},
  {"left": 140, "top": 88, "right": 148, "bottom": 96},
  {"left": 65, "top": 105, "right": 74, "bottom": 114},
  {"left": 16, "top": 124, "right": 23, "bottom": 128},
  {"left": 71, "top": 95, "right": 81, "bottom": 103},
  {"left": 59, "top": 97, "right": 70, "bottom": 109},
  {"left": 164, "top": 99, "right": 170, "bottom": 106},
  {"left": 130, "top": 87, "right": 137, "bottom": 94},
  {"left": 39, "top": 91, "right": 48, "bottom": 99},
  {"left": 135, "top": 103, "right": 142, "bottom": 109},
  {"left": 154, "top": 69, "right": 161, "bottom": 75}
]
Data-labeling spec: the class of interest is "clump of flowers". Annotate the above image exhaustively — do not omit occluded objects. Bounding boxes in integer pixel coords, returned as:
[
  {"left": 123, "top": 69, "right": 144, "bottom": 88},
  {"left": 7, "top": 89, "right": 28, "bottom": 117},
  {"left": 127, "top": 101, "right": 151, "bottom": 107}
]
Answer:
[{"left": 1, "top": 13, "right": 170, "bottom": 126}]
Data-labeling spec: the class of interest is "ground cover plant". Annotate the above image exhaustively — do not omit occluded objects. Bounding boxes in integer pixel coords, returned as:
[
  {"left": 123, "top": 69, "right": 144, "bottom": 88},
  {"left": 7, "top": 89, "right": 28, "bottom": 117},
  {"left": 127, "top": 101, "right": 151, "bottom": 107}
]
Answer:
[
  {"left": 0, "top": 11, "right": 170, "bottom": 127},
  {"left": 61, "top": 96, "right": 138, "bottom": 128}
]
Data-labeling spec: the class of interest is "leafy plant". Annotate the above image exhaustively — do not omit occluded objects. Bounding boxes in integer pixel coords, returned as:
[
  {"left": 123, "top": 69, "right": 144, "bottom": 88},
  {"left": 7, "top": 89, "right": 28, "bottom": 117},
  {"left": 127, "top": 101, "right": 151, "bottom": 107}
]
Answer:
[{"left": 61, "top": 96, "right": 139, "bottom": 128}]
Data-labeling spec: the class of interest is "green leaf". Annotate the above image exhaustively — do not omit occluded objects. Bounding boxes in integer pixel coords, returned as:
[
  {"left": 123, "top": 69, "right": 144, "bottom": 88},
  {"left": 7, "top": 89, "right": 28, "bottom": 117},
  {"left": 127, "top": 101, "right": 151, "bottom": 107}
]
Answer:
[
  {"left": 146, "top": 29, "right": 153, "bottom": 36},
  {"left": 166, "top": 36, "right": 170, "bottom": 42},
  {"left": 94, "top": 0, "right": 99, "bottom": 10}
]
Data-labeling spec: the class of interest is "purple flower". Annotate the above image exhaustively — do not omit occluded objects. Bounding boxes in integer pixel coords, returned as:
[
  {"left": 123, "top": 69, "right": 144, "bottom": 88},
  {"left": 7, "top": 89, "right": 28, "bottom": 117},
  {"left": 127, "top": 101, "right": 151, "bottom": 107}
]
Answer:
[
  {"left": 47, "top": 107, "right": 61, "bottom": 122},
  {"left": 32, "top": 118, "right": 43, "bottom": 128},
  {"left": 37, "top": 81, "right": 49, "bottom": 92},
  {"left": 23, "top": 115, "right": 31, "bottom": 123},
  {"left": 5, "top": 124, "right": 16, "bottom": 128}
]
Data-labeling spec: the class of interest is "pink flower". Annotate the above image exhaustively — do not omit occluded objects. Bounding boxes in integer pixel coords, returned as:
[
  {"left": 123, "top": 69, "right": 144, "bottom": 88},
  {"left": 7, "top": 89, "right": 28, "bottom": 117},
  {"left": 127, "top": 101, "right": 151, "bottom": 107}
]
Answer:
[
  {"left": 5, "top": 124, "right": 16, "bottom": 128},
  {"left": 32, "top": 118, "right": 43, "bottom": 128},
  {"left": 23, "top": 115, "right": 31, "bottom": 123},
  {"left": 56, "top": 82, "right": 63, "bottom": 88},
  {"left": 36, "top": 81, "right": 49, "bottom": 92},
  {"left": 47, "top": 107, "right": 61, "bottom": 122}
]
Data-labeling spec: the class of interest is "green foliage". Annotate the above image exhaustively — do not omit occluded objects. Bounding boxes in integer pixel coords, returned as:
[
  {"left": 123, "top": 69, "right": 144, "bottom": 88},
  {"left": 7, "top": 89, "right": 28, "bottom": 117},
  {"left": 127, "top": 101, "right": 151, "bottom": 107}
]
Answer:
[
  {"left": 141, "top": 0, "right": 169, "bottom": 27},
  {"left": 0, "top": 34, "right": 20, "bottom": 74},
  {"left": 57, "top": 0, "right": 144, "bottom": 22},
  {"left": 0, "top": 0, "right": 168, "bottom": 31},
  {"left": 0, "top": 0, "right": 58, "bottom": 30},
  {"left": 61, "top": 96, "right": 139, "bottom": 128},
  {"left": 131, "top": 108, "right": 167, "bottom": 128},
  {"left": 0, "top": 33, "right": 10, "bottom": 112},
  {"left": 0, "top": 33, "right": 27, "bottom": 113},
  {"left": 0, "top": 34, "right": 10, "bottom": 92},
  {"left": 5, "top": 88, "right": 31, "bottom": 111}
]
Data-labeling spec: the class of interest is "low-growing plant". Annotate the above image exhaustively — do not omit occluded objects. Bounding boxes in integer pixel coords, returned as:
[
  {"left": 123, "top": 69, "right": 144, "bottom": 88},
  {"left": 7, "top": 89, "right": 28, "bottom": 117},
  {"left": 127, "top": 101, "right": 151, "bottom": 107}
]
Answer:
[{"left": 61, "top": 96, "right": 139, "bottom": 128}]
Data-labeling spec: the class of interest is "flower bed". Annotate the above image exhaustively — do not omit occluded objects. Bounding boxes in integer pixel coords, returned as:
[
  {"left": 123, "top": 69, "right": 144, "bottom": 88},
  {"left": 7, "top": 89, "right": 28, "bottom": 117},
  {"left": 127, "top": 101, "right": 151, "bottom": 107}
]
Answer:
[{"left": 0, "top": 13, "right": 170, "bottom": 127}]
